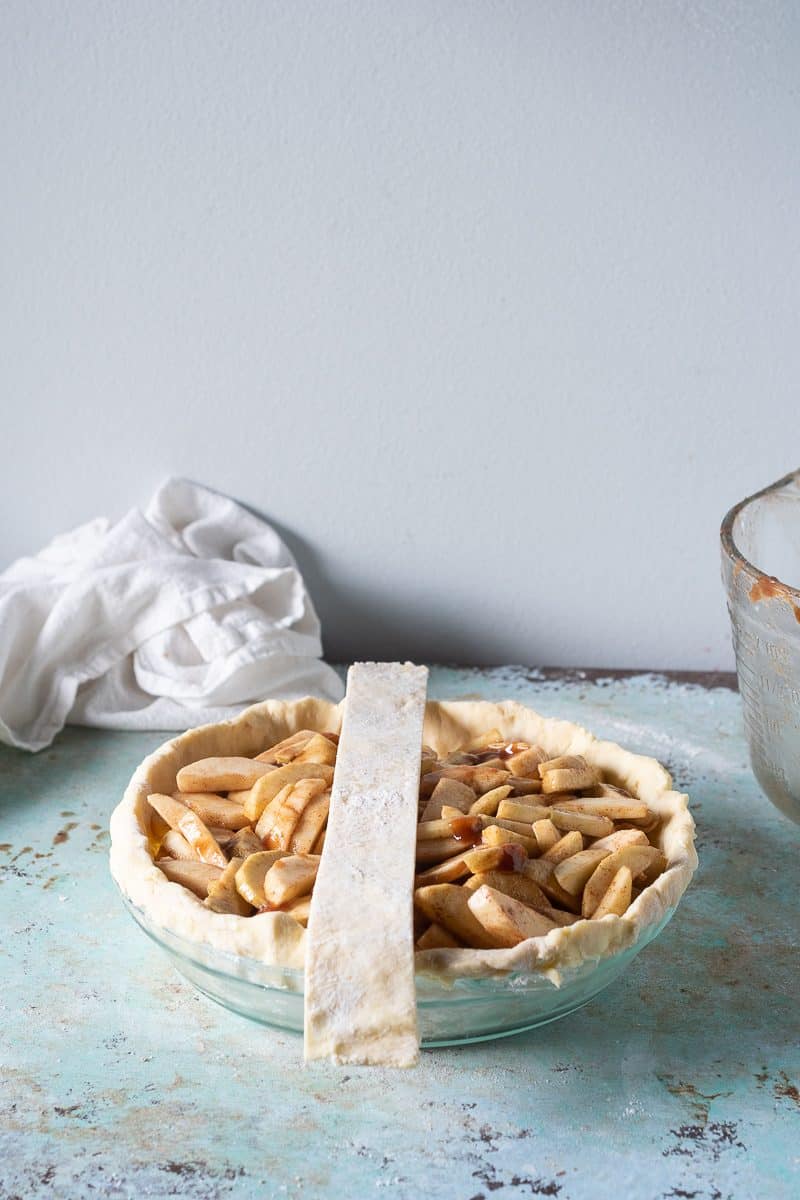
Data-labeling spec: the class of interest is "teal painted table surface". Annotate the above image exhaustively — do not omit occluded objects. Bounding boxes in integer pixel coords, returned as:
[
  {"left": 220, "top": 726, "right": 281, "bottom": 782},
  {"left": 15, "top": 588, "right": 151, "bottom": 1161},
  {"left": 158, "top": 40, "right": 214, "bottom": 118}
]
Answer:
[{"left": 1, "top": 667, "right": 798, "bottom": 1200}]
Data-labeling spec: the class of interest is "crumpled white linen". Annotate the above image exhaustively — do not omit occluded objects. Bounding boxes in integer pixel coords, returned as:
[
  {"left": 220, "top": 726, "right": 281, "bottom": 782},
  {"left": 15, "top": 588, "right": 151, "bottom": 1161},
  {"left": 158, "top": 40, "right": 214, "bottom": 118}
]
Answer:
[{"left": 0, "top": 478, "right": 343, "bottom": 751}]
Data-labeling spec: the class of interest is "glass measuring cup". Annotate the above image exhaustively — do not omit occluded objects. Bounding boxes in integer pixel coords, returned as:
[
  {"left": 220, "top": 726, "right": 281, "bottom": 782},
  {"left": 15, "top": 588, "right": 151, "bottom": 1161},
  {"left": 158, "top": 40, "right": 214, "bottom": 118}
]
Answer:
[{"left": 721, "top": 469, "right": 800, "bottom": 823}]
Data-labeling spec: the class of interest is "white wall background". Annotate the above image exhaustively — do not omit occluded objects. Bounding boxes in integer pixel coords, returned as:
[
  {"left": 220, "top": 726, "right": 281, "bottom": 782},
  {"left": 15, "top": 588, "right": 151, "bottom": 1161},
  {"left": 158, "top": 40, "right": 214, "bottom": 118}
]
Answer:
[{"left": 2, "top": 1, "right": 798, "bottom": 670}]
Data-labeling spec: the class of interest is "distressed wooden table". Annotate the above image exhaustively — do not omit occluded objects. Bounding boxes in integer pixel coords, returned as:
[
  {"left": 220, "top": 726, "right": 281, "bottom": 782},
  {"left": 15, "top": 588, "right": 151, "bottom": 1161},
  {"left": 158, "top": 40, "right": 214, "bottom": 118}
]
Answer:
[{"left": 1, "top": 667, "right": 798, "bottom": 1200}]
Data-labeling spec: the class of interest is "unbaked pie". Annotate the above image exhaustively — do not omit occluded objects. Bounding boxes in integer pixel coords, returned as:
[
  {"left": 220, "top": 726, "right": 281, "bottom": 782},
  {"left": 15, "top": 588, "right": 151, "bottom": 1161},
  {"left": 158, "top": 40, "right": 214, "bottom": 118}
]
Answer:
[{"left": 110, "top": 663, "right": 697, "bottom": 1067}]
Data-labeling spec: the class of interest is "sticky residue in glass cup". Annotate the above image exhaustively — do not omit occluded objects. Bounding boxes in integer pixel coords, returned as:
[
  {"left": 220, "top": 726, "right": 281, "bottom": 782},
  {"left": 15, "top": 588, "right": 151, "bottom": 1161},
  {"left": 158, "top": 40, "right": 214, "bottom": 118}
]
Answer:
[
  {"left": 746, "top": 573, "right": 800, "bottom": 621},
  {"left": 721, "top": 469, "right": 800, "bottom": 823}
]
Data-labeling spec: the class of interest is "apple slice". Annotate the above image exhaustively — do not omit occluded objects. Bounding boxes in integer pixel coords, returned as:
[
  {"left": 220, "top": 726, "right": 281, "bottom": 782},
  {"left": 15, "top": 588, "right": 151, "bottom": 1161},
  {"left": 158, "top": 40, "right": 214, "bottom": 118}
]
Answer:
[
  {"left": 262, "top": 854, "right": 321, "bottom": 907},
  {"left": 147, "top": 793, "right": 227, "bottom": 868},
  {"left": 176, "top": 757, "right": 275, "bottom": 793},
  {"left": 156, "top": 858, "right": 222, "bottom": 897},
  {"left": 467, "top": 885, "right": 557, "bottom": 947},
  {"left": 414, "top": 883, "right": 499, "bottom": 950},
  {"left": 234, "top": 850, "right": 288, "bottom": 908},
  {"left": 592, "top": 866, "right": 633, "bottom": 919},
  {"left": 205, "top": 858, "right": 253, "bottom": 915},
  {"left": 244, "top": 762, "right": 334, "bottom": 823},
  {"left": 174, "top": 791, "right": 249, "bottom": 831}
]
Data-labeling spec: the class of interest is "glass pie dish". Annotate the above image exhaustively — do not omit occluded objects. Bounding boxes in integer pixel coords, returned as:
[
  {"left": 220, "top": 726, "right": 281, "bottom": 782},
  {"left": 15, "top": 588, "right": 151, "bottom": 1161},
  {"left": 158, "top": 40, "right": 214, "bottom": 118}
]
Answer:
[
  {"left": 120, "top": 889, "right": 677, "bottom": 1045},
  {"left": 109, "top": 695, "right": 696, "bottom": 1048}
]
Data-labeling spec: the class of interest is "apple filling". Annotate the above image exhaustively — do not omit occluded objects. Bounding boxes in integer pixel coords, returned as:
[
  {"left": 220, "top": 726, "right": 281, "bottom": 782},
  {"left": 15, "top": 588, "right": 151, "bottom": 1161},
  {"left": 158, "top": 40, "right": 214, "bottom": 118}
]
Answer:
[{"left": 147, "top": 726, "right": 666, "bottom": 948}]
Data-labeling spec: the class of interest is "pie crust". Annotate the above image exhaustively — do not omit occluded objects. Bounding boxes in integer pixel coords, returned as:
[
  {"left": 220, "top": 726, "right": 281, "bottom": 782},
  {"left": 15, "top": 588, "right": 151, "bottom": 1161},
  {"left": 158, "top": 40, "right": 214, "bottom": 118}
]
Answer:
[
  {"left": 109, "top": 696, "right": 697, "bottom": 982},
  {"left": 304, "top": 663, "right": 427, "bottom": 1065}
]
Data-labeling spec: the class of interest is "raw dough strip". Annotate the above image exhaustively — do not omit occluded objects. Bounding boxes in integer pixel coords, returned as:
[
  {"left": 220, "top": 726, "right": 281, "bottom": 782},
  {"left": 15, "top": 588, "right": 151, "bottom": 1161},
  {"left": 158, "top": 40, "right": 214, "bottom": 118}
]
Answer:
[{"left": 304, "top": 662, "right": 428, "bottom": 1066}]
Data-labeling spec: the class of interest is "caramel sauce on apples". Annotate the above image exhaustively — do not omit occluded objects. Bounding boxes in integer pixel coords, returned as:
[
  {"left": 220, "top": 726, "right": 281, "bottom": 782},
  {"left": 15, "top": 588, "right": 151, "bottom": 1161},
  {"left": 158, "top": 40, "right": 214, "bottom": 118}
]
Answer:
[
  {"left": 497, "top": 844, "right": 527, "bottom": 872},
  {"left": 471, "top": 741, "right": 530, "bottom": 763},
  {"left": 449, "top": 817, "right": 483, "bottom": 846}
]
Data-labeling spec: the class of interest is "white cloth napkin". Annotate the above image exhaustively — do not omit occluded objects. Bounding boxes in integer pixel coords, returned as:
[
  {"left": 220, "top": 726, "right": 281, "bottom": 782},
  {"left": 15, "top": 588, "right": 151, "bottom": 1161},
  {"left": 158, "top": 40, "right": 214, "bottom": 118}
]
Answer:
[{"left": 0, "top": 478, "right": 344, "bottom": 751}]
